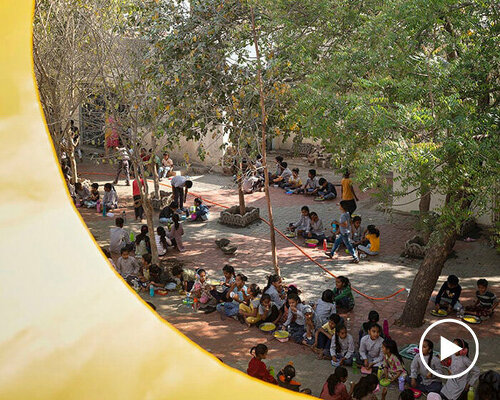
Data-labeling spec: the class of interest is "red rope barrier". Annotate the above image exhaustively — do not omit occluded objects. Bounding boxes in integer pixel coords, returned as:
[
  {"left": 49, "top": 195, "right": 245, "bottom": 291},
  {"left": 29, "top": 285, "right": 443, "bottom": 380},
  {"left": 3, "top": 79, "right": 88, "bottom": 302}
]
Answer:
[{"left": 80, "top": 171, "right": 406, "bottom": 301}]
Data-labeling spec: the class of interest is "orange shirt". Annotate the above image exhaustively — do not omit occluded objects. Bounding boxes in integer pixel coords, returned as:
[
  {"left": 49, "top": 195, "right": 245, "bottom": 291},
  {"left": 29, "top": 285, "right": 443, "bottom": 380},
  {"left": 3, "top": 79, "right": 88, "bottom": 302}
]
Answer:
[{"left": 341, "top": 178, "right": 354, "bottom": 200}]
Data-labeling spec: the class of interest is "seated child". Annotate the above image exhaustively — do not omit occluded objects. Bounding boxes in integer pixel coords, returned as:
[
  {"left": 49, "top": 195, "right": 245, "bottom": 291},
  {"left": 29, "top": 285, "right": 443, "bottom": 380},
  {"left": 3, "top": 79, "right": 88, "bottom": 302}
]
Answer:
[
  {"left": 277, "top": 364, "right": 308, "bottom": 393},
  {"left": 168, "top": 214, "right": 184, "bottom": 252},
  {"left": 159, "top": 201, "right": 178, "bottom": 225},
  {"left": 263, "top": 274, "right": 286, "bottom": 309},
  {"left": 302, "top": 305, "right": 316, "bottom": 345},
  {"left": 358, "top": 225, "right": 380, "bottom": 256},
  {"left": 109, "top": 217, "right": 130, "bottom": 255},
  {"left": 465, "top": 278, "right": 498, "bottom": 318},
  {"left": 211, "top": 264, "right": 236, "bottom": 302},
  {"left": 84, "top": 183, "right": 100, "bottom": 208},
  {"left": 155, "top": 226, "right": 171, "bottom": 257},
  {"left": 434, "top": 274, "right": 462, "bottom": 313},
  {"left": 116, "top": 247, "right": 140, "bottom": 279},
  {"left": 102, "top": 183, "right": 118, "bottom": 210},
  {"left": 273, "top": 162, "right": 292, "bottom": 187},
  {"left": 317, "top": 178, "right": 337, "bottom": 200},
  {"left": 189, "top": 268, "right": 216, "bottom": 310},
  {"left": 242, "top": 174, "right": 262, "bottom": 194},
  {"left": 350, "top": 215, "right": 363, "bottom": 247},
  {"left": 296, "top": 169, "right": 319, "bottom": 195},
  {"left": 330, "top": 323, "right": 355, "bottom": 366},
  {"left": 149, "top": 263, "right": 176, "bottom": 291},
  {"left": 74, "top": 182, "right": 90, "bottom": 204},
  {"left": 191, "top": 197, "right": 209, "bottom": 221},
  {"left": 314, "top": 289, "right": 337, "bottom": 326},
  {"left": 440, "top": 338, "right": 480, "bottom": 400},
  {"left": 358, "top": 322, "right": 384, "bottom": 371},
  {"left": 172, "top": 265, "right": 196, "bottom": 293},
  {"left": 352, "top": 375, "right": 379, "bottom": 400},
  {"left": 408, "top": 339, "right": 443, "bottom": 394},
  {"left": 134, "top": 225, "right": 151, "bottom": 257},
  {"left": 138, "top": 253, "right": 153, "bottom": 284},
  {"left": 258, "top": 293, "right": 281, "bottom": 325},
  {"left": 359, "top": 310, "right": 381, "bottom": 344},
  {"left": 217, "top": 273, "right": 248, "bottom": 318},
  {"left": 320, "top": 366, "right": 353, "bottom": 400},
  {"left": 238, "top": 283, "right": 262, "bottom": 326},
  {"left": 289, "top": 206, "right": 311, "bottom": 237},
  {"left": 247, "top": 344, "right": 277, "bottom": 384},
  {"left": 269, "top": 155, "right": 284, "bottom": 180},
  {"left": 305, "top": 212, "right": 325, "bottom": 241},
  {"left": 381, "top": 339, "right": 407, "bottom": 384},
  {"left": 314, "top": 313, "right": 342, "bottom": 358},
  {"left": 284, "top": 168, "right": 302, "bottom": 190},
  {"left": 333, "top": 276, "right": 355, "bottom": 311},
  {"left": 283, "top": 293, "right": 306, "bottom": 343}
]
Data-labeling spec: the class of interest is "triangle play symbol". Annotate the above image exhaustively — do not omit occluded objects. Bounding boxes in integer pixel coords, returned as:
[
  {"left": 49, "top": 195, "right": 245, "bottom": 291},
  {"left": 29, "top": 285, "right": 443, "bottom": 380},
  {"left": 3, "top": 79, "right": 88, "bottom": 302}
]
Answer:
[{"left": 440, "top": 336, "right": 463, "bottom": 361}]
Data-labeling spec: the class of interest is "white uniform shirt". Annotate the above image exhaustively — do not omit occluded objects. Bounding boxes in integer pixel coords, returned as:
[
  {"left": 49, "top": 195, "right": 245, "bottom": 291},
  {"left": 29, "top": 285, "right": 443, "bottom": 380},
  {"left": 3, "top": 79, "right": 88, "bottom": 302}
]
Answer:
[
  {"left": 359, "top": 335, "right": 384, "bottom": 367},
  {"left": 330, "top": 333, "right": 355, "bottom": 359}
]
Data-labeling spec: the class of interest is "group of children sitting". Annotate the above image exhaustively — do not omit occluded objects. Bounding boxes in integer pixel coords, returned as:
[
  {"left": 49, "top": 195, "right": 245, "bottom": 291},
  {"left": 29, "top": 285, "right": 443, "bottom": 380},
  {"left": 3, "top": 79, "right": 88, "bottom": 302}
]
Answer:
[
  {"left": 288, "top": 202, "right": 380, "bottom": 263},
  {"left": 70, "top": 181, "right": 119, "bottom": 211},
  {"left": 434, "top": 274, "right": 498, "bottom": 319},
  {"left": 247, "top": 311, "right": 482, "bottom": 399}
]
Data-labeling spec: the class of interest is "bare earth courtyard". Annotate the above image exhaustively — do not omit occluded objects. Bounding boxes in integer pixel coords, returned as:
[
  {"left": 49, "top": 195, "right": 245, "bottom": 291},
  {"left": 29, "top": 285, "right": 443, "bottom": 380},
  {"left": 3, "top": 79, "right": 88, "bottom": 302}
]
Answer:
[{"left": 79, "top": 159, "right": 499, "bottom": 399}]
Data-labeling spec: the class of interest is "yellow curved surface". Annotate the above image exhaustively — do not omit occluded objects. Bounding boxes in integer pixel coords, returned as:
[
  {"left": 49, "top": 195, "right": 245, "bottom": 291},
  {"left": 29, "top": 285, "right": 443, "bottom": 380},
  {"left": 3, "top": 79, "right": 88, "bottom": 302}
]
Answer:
[{"left": 0, "top": 2, "right": 304, "bottom": 398}]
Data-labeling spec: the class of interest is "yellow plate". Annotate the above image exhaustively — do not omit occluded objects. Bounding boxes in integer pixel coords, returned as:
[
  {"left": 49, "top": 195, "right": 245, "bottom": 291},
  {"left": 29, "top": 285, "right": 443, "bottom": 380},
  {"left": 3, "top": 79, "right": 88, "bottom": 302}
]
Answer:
[
  {"left": 305, "top": 239, "right": 318, "bottom": 244},
  {"left": 430, "top": 309, "right": 448, "bottom": 317},
  {"left": 463, "top": 315, "right": 481, "bottom": 324},
  {"left": 259, "top": 323, "right": 276, "bottom": 332},
  {"left": 273, "top": 330, "right": 289, "bottom": 339}
]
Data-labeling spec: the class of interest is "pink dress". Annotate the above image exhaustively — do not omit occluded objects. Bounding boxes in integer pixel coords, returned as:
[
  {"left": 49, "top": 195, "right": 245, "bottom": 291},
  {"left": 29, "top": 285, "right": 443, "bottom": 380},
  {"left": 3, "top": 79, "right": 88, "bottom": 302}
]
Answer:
[{"left": 384, "top": 353, "right": 407, "bottom": 381}]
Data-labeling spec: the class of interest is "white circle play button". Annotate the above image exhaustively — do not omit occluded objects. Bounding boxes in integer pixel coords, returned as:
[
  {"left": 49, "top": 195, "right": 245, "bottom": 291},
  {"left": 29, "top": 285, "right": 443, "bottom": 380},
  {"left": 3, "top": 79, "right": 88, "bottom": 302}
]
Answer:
[{"left": 419, "top": 318, "right": 479, "bottom": 380}]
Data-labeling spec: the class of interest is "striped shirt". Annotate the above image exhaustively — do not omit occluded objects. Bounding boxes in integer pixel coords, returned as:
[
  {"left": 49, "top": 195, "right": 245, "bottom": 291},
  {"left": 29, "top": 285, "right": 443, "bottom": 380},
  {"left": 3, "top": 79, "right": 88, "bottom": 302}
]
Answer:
[{"left": 477, "top": 290, "right": 497, "bottom": 308}]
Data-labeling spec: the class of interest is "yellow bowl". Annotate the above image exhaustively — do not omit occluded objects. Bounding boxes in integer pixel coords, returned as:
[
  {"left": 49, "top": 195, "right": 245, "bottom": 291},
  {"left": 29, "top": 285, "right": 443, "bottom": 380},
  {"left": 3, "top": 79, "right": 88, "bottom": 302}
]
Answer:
[
  {"left": 259, "top": 323, "right": 276, "bottom": 332},
  {"left": 273, "top": 330, "right": 289, "bottom": 339},
  {"left": 379, "top": 378, "right": 391, "bottom": 387}
]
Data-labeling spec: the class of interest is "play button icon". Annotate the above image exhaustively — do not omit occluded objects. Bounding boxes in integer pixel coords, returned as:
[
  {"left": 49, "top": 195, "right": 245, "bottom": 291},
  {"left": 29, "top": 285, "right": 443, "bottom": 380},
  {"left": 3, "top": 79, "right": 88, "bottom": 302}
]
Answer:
[
  {"left": 419, "top": 318, "right": 479, "bottom": 380},
  {"left": 440, "top": 336, "right": 464, "bottom": 361}
]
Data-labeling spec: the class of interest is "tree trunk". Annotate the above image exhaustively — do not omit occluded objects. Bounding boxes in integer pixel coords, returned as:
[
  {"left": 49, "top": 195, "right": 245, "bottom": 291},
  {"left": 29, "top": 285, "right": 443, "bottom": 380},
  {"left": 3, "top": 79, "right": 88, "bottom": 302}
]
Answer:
[
  {"left": 238, "top": 160, "right": 246, "bottom": 215},
  {"left": 399, "top": 192, "right": 472, "bottom": 327},
  {"left": 66, "top": 129, "right": 78, "bottom": 184},
  {"left": 151, "top": 135, "right": 160, "bottom": 199},
  {"left": 134, "top": 157, "right": 159, "bottom": 265},
  {"left": 251, "top": 7, "right": 279, "bottom": 276},
  {"left": 398, "top": 228, "right": 457, "bottom": 327}
]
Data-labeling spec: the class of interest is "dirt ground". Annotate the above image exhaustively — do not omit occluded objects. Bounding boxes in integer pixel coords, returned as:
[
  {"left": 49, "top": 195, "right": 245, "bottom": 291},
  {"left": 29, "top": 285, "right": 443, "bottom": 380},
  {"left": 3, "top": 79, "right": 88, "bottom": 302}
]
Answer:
[{"left": 77, "top": 155, "right": 499, "bottom": 399}]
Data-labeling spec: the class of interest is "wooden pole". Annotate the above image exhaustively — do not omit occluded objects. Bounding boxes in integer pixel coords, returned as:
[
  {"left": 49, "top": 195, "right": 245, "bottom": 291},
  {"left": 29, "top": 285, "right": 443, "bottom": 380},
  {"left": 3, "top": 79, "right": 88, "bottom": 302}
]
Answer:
[{"left": 250, "top": 7, "right": 279, "bottom": 276}]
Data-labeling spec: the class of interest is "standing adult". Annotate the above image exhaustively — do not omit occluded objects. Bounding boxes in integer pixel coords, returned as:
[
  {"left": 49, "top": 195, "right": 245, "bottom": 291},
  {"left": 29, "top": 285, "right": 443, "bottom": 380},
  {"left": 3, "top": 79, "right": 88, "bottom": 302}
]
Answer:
[
  {"left": 170, "top": 175, "right": 192, "bottom": 211},
  {"left": 132, "top": 177, "right": 145, "bottom": 221},
  {"left": 341, "top": 171, "right": 359, "bottom": 215},
  {"left": 113, "top": 143, "right": 130, "bottom": 186}
]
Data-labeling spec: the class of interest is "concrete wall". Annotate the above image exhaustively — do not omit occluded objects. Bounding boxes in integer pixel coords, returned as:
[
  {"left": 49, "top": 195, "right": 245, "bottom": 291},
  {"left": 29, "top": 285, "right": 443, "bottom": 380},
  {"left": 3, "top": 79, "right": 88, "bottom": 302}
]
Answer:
[
  {"left": 271, "top": 133, "right": 320, "bottom": 151},
  {"left": 142, "top": 125, "right": 227, "bottom": 170},
  {"left": 392, "top": 172, "right": 496, "bottom": 226}
]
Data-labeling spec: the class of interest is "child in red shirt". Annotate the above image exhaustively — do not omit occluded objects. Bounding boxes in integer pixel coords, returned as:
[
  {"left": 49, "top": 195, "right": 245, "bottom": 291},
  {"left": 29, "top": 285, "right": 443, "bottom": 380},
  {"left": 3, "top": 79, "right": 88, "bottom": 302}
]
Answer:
[{"left": 247, "top": 344, "right": 277, "bottom": 384}]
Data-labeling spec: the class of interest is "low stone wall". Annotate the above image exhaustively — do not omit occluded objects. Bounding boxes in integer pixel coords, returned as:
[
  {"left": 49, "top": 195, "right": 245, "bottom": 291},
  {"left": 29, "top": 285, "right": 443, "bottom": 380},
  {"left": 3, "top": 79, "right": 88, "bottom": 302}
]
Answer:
[{"left": 219, "top": 206, "right": 260, "bottom": 227}]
